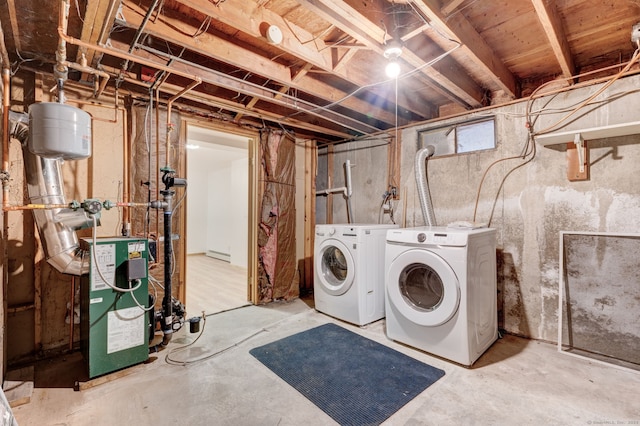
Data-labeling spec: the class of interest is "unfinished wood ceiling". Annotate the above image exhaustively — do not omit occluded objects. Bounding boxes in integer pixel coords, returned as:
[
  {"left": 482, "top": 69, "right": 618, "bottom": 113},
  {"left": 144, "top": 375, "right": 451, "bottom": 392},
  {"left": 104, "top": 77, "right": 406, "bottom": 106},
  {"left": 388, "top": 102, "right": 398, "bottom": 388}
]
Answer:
[{"left": 2, "top": 0, "right": 639, "bottom": 142}]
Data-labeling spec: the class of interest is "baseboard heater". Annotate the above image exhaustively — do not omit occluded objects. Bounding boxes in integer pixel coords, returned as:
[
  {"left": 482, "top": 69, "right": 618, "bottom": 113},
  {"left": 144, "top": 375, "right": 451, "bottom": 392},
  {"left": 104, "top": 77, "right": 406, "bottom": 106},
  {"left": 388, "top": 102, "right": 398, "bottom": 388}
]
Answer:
[{"left": 206, "top": 250, "right": 230, "bottom": 262}]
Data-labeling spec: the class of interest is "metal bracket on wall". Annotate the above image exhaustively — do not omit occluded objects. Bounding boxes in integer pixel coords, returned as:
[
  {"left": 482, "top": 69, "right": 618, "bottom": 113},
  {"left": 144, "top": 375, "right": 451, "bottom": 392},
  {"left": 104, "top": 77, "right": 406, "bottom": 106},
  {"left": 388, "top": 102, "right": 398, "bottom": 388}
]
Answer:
[{"left": 566, "top": 134, "right": 589, "bottom": 181}]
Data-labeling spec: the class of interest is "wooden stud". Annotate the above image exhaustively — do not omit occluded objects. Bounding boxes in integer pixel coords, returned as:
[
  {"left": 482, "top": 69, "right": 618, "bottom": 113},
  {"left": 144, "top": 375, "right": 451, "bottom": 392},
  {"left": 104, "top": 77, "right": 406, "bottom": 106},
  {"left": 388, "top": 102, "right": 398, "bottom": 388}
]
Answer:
[{"left": 303, "top": 140, "right": 317, "bottom": 289}]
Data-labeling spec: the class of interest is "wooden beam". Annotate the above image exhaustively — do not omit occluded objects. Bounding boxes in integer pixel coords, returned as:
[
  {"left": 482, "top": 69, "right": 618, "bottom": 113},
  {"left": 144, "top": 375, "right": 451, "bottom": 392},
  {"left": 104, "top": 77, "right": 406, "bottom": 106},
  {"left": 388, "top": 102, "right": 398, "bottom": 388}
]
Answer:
[
  {"left": 76, "top": 0, "right": 121, "bottom": 66},
  {"left": 119, "top": 4, "right": 388, "bottom": 133},
  {"left": 109, "top": 66, "right": 356, "bottom": 139},
  {"left": 5, "top": 0, "right": 21, "bottom": 52},
  {"left": 411, "top": 0, "right": 518, "bottom": 97},
  {"left": 303, "top": 140, "right": 316, "bottom": 290},
  {"left": 106, "top": 42, "right": 379, "bottom": 138},
  {"left": 400, "top": 23, "right": 430, "bottom": 43},
  {"left": 235, "top": 63, "right": 314, "bottom": 123},
  {"left": 332, "top": 48, "right": 359, "bottom": 73},
  {"left": 158, "top": 0, "right": 405, "bottom": 126},
  {"left": 297, "top": 0, "right": 486, "bottom": 107},
  {"left": 441, "top": 0, "right": 466, "bottom": 16},
  {"left": 531, "top": 0, "right": 575, "bottom": 79}
]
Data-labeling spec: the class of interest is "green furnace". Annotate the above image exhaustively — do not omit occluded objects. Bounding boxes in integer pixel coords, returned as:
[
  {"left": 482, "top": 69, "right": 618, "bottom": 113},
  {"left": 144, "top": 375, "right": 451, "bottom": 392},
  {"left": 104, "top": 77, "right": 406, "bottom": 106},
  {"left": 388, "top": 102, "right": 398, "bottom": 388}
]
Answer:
[{"left": 80, "top": 237, "right": 150, "bottom": 379}]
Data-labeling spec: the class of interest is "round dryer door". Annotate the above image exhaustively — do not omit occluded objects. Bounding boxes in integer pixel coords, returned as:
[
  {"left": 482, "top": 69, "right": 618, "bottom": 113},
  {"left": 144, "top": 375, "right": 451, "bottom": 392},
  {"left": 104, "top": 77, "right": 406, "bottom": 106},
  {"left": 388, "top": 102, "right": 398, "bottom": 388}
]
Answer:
[
  {"left": 315, "top": 238, "right": 355, "bottom": 295},
  {"left": 387, "top": 248, "right": 460, "bottom": 326}
]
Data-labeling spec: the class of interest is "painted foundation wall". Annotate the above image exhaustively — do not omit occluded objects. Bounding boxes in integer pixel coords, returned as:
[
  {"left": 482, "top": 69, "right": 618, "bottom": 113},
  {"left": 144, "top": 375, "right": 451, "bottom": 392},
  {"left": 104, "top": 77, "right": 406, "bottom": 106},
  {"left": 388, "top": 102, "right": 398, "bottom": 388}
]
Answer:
[{"left": 318, "top": 74, "right": 640, "bottom": 346}]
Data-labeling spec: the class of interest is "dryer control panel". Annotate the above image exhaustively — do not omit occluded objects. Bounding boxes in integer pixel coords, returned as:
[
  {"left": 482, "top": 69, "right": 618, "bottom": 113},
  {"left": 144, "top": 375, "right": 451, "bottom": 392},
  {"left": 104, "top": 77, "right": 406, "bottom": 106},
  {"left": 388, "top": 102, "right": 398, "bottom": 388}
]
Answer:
[{"left": 387, "top": 227, "right": 470, "bottom": 247}]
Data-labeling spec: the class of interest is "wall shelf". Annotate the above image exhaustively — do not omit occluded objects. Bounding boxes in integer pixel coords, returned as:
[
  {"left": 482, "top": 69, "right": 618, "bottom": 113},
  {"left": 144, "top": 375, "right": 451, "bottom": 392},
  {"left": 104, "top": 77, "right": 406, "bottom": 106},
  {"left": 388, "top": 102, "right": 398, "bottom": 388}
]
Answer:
[{"left": 535, "top": 121, "right": 640, "bottom": 147}]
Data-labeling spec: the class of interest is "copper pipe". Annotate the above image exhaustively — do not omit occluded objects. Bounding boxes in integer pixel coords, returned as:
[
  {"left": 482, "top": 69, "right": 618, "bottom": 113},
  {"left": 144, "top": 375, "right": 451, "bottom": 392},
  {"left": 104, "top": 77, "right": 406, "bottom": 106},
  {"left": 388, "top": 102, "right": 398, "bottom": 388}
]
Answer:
[
  {"left": 155, "top": 88, "right": 160, "bottom": 240},
  {"left": 0, "top": 20, "right": 11, "bottom": 68},
  {"left": 116, "top": 202, "right": 150, "bottom": 207},
  {"left": 65, "top": 97, "right": 122, "bottom": 123},
  {"left": 55, "top": 0, "right": 70, "bottom": 80},
  {"left": 60, "top": 60, "right": 110, "bottom": 97},
  {"left": 3, "top": 203, "right": 70, "bottom": 211},
  {"left": 165, "top": 79, "right": 201, "bottom": 169},
  {"left": 57, "top": 26, "right": 202, "bottom": 83}
]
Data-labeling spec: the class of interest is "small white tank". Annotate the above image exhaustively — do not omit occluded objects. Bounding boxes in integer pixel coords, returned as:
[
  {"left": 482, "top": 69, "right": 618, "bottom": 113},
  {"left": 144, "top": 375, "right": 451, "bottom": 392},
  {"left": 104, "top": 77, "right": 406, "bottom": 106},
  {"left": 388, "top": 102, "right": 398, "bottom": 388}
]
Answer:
[{"left": 28, "top": 102, "right": 92, "bottom": 160}]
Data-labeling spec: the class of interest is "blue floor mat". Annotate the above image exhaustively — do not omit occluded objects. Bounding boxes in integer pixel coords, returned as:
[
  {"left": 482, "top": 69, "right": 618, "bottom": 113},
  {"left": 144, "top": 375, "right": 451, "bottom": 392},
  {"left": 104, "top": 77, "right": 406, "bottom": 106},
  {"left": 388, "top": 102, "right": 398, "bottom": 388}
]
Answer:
[{"left": 249, "top": 323, "right": 445, "bottom": 426}]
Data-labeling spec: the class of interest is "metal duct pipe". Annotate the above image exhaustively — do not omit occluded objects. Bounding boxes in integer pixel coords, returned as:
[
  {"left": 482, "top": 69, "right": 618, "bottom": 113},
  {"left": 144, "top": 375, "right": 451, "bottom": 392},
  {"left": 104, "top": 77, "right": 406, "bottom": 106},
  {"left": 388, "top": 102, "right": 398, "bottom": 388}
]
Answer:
[
  {"left": 415, "top": 145, "right": 437, "bottom": 227},
  {"left": 11, "top": 117, "right": 90, "bottom": 275}
]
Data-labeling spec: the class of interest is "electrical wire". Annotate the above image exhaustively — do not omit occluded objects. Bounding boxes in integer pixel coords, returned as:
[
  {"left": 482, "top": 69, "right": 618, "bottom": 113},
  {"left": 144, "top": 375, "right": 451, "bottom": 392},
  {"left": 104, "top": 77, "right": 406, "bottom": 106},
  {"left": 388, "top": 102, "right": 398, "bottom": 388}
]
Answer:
[
  {"left": 282, "top": 44, "right": 460, "bottom": 122},
  {"left": 472, "top": 44, "right": 640, "bottom": 225},
  {"left": 165, "top": 314, "right": 267, "bottom": 366},
  {"left": 88, "top": 216, "right": 156, "bottom": 314},
  {"left": 90, "top": 215, "right": 142, "bottom": 294},
  {"left": 527, "top": 43, "right": 640, "bottom": 136}
]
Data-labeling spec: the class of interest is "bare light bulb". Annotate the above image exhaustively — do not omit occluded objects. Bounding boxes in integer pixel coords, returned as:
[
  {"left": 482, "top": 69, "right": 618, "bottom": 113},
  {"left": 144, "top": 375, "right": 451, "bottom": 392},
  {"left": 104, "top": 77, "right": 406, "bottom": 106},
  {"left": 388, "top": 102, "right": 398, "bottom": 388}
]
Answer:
[{"left": 386, "top": 61, "right": 401, "bottom": 78}]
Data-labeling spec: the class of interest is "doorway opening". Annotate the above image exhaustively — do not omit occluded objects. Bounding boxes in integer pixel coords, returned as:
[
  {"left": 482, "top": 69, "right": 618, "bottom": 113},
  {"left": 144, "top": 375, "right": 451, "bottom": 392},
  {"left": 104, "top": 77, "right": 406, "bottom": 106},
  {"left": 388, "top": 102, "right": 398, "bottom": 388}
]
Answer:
[{"left": 184, "top": 124, "right": 252, "bottom": 316}]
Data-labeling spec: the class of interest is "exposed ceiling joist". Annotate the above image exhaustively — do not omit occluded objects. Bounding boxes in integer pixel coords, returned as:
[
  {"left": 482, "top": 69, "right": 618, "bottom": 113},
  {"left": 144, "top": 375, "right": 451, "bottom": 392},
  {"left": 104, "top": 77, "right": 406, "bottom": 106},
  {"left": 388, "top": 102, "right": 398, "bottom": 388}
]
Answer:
[
  {"left": 117, "top": 5, "right": 388, "bottom": 134},
  {"left": 235, "top": 63, "right": 314, "bottom": 123},
  {"left": 109, "top": 39, "right": 382, "bottom": 136},
  {"left": 297, "top": 0, "right": 485, "bottom": 107},
  {"left": 112, "top": 69, "right": 357, "bottom": 139},
  {"left": 531, "top": 0, "right": 576, "bottom": 79},
  {"left": 162, "top": 0, "right": 416, "bottom": 124},
  {"left": 2, "top": 0, "right": 639, "bottom": 144},
  {"left": 440, "top": 0, "right": 466, "bottom": 16},
  {"left": 410, "top": 0, "right": 518, "bottom": 97},
  {"left": 76, "top": 0, "right": 121, "bottom": 67},
  {"left": 5, "top": 0, "right": 20, "bottom": 52}
]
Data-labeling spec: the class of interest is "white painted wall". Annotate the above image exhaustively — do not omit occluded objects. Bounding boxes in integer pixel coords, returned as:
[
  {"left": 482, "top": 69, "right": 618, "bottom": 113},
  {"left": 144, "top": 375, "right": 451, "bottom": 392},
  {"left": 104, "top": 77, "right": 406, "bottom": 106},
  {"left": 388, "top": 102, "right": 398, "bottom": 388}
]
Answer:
[
  {"left": 229, "top": 157, "right": 248, "bottom": 266},
  {"left": 186, "top": 126, "right": 249, "bottom": 267},
  {"left": 186, "top": 149, "right": 210, "bottom": 254},
  {"left": 207, "top": 166, "right": 232, "bottom": 258}
]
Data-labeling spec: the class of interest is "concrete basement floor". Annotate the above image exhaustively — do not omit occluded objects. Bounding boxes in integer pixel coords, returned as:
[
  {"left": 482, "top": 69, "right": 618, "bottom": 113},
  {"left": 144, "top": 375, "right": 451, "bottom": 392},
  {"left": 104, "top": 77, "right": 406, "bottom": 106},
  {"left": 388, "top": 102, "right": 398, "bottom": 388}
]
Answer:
[{"left": 12, "top": 298, "right": 640, "bottom": 426}]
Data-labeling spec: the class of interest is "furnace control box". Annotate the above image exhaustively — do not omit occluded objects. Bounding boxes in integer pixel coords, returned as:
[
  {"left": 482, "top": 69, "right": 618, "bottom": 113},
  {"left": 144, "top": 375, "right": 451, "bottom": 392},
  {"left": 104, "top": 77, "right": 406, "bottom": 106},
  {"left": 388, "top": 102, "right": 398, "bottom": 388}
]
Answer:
[{"left": 80, "top": 237, "right": 150, "bottom": 379}]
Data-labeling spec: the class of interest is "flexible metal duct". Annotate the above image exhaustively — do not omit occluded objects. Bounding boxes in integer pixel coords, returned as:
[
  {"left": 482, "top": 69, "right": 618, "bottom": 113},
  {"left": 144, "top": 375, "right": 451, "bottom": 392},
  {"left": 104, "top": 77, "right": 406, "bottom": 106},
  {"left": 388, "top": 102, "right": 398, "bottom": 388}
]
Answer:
[
  {"left": 11, "top": 116, "right": 90, "bottom": 275},
  {"left": 415, "top": 145, "right": 437, "bottom": 227}
]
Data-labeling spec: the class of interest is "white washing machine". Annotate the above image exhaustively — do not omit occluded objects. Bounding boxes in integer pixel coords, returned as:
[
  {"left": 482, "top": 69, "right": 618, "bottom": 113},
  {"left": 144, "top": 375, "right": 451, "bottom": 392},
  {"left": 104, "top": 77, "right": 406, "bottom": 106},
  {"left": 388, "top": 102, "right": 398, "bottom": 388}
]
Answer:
[
  {"left": 314, "top": 223, "right": 398, "bottom": 326},
  {"left": 385, "top": 226, "right": 497, "bottom": 366}
]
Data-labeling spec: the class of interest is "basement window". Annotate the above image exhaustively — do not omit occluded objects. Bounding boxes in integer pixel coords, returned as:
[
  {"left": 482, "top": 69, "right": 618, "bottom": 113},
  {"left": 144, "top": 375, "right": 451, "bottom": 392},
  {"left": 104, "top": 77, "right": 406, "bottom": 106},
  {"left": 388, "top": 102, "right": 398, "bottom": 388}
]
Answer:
[{"left": 418, "top": 117, "right": 496, "bottom": 156}]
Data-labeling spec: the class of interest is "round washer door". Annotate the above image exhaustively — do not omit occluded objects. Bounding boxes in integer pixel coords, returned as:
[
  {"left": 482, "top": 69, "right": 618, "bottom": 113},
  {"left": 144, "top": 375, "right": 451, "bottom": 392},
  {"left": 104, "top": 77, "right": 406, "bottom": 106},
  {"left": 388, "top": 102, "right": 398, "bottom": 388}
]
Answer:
[
  {"left": 387, "top": 248, "right": 460, "bottom": 326},
  {"left": 315, "top": 238, "right": 355, "bottom": 296}
]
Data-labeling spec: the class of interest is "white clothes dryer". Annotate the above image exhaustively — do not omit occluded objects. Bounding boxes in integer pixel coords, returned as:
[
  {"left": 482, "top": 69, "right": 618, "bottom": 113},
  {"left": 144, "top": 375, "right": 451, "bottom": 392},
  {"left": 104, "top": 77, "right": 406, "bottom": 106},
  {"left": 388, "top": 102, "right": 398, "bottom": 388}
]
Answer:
[
  {"left": 384, "top": 226, "right": 497, "bottom": 366},
  {"left": 314, "top": 223, "right": 398, "bottom": 326}
]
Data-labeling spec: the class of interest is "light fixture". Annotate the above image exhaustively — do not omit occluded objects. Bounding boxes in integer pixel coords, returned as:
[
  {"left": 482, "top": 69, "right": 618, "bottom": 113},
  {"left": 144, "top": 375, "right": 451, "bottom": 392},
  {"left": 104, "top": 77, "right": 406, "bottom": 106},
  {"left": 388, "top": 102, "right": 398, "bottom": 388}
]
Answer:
[
  {"left": 267, "top": 24, "right": 283, "bottom": 45},
  {"left": 186, "top": 144, "right": 200, "bottom": 150},
  {"left": 385, "top": 61, "right": 401, "bottom": 79},
  {"left": 383, "top": 41, "right": 403, "bottom": 79}
]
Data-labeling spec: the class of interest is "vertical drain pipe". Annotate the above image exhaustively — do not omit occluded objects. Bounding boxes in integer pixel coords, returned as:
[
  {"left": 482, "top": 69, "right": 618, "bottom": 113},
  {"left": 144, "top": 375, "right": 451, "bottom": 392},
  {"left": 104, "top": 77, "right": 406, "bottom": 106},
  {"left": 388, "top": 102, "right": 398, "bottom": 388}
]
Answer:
[
  {"left": 156, "top": 80, "right": 198, "bottom": 346},
  {"left": 160, "top": 189, "right": 174, "bottom": 345},
  {"left": 344, "top": 160, "right": 354, "bottom": 224}
]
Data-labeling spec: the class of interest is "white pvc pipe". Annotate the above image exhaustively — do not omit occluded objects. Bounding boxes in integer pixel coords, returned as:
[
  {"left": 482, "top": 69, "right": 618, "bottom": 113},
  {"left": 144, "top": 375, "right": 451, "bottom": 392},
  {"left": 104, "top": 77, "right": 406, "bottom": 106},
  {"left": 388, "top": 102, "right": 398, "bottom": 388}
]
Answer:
[
  {"left": 344, "top": 160, "right": 354, "bottom": 223},
  {"left": 314, "top": 160, "right": 355, "bottom": 223}
]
